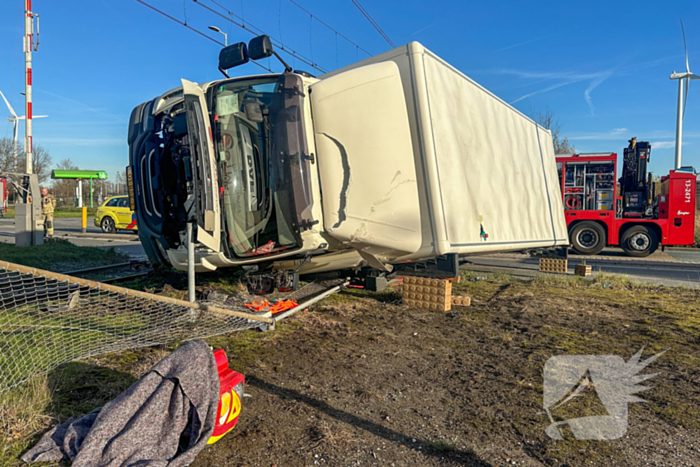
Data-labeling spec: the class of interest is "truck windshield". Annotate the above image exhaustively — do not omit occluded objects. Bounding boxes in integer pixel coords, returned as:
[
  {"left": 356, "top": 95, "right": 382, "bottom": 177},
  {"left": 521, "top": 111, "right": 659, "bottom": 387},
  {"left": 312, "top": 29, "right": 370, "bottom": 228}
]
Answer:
[{"left": 212, "top": 76, "right": 307, "bottom": 258}]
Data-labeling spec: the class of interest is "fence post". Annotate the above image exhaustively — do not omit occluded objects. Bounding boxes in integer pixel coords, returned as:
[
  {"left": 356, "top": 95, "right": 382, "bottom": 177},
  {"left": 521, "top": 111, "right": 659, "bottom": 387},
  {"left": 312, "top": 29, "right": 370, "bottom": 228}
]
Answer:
[{"left": 187, "top": 222, "right": 195, "bottom": 303}]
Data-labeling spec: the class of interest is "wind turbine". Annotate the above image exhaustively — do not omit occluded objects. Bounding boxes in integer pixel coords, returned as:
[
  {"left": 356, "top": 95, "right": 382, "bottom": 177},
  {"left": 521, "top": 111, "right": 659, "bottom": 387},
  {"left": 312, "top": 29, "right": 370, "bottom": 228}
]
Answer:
[
  {"left": 670, "top": 21, "right": 700, "bottom": 169},
  {"left": 1, "top": 90, "right": 47, "bottom": 172}
]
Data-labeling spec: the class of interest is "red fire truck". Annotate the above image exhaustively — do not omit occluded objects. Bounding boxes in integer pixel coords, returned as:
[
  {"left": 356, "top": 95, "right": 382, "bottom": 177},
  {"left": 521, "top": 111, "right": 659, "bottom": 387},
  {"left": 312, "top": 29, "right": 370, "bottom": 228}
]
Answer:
[{"left": 556, "top": 138, "right": 697, "bottom": 257}]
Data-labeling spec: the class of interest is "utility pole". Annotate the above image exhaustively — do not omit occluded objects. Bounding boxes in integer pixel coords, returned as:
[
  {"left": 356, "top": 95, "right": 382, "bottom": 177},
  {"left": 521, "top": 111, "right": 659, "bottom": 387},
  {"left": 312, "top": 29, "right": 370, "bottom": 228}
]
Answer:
[
  {"left": 24, "top": 0, "right": 39, "bottom": 174},
  {"left": 673, "top": 78, "right": 684, "bottom": 170}
]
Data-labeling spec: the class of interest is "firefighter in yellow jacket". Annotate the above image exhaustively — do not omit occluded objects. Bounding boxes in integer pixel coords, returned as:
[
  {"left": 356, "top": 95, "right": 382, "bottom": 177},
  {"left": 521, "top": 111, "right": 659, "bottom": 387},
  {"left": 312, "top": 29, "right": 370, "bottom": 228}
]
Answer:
[{"left": 41, "top": 188, "right": 56, "bottom": 237}]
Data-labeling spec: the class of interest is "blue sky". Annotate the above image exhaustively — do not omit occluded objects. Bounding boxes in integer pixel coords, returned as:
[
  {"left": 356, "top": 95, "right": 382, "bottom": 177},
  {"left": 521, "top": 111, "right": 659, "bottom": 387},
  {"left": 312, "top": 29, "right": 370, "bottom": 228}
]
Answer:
[{"left": 0, "top": 0, "right": 698, "bottom": 181}]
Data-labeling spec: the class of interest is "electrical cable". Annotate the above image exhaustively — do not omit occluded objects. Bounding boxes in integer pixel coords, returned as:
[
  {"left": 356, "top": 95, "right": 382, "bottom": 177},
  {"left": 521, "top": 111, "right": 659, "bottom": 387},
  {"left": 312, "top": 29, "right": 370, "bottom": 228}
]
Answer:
[
  {"left": 134, "top": 0, "right": 272, "bottom": 72},
  {"left": 197, "top": 0, "right": 328, "bottom": 74},
  {"left": 309, "top": 14, "right": 313, "bottom": 65},
  {"left": 350, "top": 0, "right": 395, "bottom": 48},
  {"left": 288, "top": 0, "right": 372, "bottom": 56}
]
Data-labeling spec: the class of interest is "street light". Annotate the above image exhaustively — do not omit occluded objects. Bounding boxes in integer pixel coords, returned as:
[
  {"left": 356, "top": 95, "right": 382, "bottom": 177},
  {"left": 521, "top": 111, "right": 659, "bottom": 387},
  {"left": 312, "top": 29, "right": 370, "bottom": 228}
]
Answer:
[{"left": 208, "top": 25, "right": 227, "bottom": 46}]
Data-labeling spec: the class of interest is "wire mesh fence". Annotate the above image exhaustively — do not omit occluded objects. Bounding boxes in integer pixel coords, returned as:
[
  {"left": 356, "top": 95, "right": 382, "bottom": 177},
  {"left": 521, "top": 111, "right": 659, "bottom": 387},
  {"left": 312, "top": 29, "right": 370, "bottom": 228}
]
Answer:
[{"left": 0, "top": 261, "right": 281, "bottom": 394}]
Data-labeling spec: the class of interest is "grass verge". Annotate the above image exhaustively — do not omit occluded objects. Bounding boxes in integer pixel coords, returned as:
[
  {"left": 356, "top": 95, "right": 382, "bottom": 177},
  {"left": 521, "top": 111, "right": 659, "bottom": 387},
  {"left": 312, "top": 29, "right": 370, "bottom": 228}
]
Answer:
[
  {"left": 0, "top": 238, "right": 126, "bottom": 271},
  {"left": 3, "top": 206, "right": 95, "bottom": 219}
]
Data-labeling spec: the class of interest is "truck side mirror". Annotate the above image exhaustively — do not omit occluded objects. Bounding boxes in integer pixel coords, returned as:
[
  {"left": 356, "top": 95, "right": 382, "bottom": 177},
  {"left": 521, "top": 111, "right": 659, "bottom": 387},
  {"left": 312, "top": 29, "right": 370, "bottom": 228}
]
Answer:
[
  {"left": 219, "top": 42, "right": 249, "bottom": 71},
  {"left": 248, "top": 35, "right": 274, "bottom": 60}
]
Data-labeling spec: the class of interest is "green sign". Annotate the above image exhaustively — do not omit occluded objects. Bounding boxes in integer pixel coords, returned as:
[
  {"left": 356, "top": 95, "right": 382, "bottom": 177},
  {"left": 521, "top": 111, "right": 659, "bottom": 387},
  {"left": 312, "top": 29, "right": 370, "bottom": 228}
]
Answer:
[{"left": 51, "top": 170, "right": 108, "bottom": 180}]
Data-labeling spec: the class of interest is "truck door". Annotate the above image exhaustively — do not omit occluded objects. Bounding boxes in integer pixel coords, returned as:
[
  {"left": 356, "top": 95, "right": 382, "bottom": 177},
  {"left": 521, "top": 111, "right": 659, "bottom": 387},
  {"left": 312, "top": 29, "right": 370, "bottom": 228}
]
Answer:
[
  {"left": 181, "top": 79, "right": 221, "bottom": 252},
  {"left": 309, "top": 61, "right": 422, "bottom": 258}
]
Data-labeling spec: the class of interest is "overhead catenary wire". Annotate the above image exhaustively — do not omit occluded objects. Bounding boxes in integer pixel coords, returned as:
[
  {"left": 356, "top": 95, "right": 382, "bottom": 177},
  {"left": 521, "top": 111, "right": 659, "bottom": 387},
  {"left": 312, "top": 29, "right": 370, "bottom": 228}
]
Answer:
[
  {"left": 204, "top": 0, "right": 327, "bottom": 73},
  {"left": 350, "top": 0, "right": 395, "bottom": 48},
  {"left": 288, "top": 0, "right": 372, "bottom": 57},
  {"left": 134, "top": 0, "right": 273, "bottom": 72},
  {"left": 195, "top": 0, "right": 328, "bottom": 74}
]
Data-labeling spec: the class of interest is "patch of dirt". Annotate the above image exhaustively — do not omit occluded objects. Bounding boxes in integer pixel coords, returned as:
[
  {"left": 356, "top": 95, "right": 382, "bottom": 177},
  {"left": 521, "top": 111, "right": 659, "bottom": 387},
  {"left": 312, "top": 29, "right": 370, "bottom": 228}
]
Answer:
[{"left": 191, "top": 277, "right": 700, "bottom": 467}]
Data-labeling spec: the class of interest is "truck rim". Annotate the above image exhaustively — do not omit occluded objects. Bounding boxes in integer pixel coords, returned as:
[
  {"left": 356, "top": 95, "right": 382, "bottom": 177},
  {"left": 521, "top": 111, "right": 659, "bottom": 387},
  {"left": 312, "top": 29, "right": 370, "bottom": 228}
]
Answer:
[
  {"left": 577, "top": 229, "right": 599, "bottom": 248},
  {"left": 629, "top": 232, "right": 650, "bottom": 251}
]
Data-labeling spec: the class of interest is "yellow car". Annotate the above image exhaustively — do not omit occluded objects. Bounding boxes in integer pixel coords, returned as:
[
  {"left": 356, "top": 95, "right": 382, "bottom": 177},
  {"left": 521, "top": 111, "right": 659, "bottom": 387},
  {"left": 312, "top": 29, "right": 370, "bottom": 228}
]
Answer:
[{"left": 94, "top": 195, "right": 137, "bottom": 233}]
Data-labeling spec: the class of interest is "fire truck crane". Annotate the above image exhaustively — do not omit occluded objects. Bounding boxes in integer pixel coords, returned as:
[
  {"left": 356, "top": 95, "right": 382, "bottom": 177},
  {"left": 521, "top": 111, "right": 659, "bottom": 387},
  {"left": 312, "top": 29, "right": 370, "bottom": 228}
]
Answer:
[{"left": 556, "top": 138, "right": 697, "bottom": 257}]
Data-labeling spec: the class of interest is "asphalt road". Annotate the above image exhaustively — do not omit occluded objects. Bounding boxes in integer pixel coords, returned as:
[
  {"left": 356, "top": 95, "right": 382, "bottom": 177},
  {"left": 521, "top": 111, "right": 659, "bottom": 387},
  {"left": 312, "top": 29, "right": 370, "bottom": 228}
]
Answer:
[
  {"left": 462, "top": 250, "right": 700, "bottom": 288},
  {"left": 664, "top": 248, "right": 700, "bottom": 263},
  {"left": 0, "top": 217, "right": 147, "bottom": 258}
]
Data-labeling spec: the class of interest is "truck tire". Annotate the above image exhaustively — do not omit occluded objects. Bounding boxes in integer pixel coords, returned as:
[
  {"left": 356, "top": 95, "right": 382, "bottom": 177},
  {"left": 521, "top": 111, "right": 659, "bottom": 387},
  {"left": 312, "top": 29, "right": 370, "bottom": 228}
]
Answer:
[
  {"left": 570, "top": 222, "right": 606, "bottom": 255},
  {"left": 620, "top": 225, "right": 658, "bottom": 258}
]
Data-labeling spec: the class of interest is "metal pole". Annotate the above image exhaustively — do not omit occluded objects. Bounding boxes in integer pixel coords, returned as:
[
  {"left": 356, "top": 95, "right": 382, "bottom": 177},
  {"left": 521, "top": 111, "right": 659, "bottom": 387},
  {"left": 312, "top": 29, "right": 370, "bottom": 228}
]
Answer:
[
  {"left": 24, "top": 0, "right": 33, "bottom": 174},
  {"left": 272, "top": 281, "right": 350, "bottom": 323},
  {"left": 187, "top": 222, "right": 195, "bottom": 303},
  {"left": 674, "top": 78, "right": 684, "bottom": 170},
  {"left": 90, "top": 178, "right": 93, "bottom": 208}
]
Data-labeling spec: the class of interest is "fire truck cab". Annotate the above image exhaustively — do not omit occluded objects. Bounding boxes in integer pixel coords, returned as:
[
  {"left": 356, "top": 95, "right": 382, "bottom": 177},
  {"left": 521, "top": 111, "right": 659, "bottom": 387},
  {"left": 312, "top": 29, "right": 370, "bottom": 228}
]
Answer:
[{"left": 556, "top": 140, "right": 696, "bottom": 257}]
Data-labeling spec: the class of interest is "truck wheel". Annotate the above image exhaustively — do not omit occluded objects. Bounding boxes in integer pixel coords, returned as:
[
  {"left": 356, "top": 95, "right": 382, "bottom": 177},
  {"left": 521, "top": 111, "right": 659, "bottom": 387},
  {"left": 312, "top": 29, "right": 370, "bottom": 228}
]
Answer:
[
  {"left": 570, "top": 222, "right": 606, "bottom": 255},
  {"left": 620, "top": 226, "right": 658, "bottom": 257},
  {"left": 101, "top": 216, "right": 116, "bottom": 233}
]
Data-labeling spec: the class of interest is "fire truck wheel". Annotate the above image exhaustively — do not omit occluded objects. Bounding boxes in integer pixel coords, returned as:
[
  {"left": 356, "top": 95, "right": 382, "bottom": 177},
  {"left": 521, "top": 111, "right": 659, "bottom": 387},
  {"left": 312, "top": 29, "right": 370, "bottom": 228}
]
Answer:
[
  {"left": 620, "top": 225, "right": 658, "bottom": 258},
  {"left": 570, "top": 222, "right": 606, "bottom": 255}
]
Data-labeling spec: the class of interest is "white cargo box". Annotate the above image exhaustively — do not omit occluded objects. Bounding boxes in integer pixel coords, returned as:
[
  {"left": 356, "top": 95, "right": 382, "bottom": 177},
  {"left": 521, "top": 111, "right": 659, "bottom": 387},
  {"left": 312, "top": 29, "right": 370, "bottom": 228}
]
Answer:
[{"left": 313, "top": 42, "right": 568, "bottom": 261}]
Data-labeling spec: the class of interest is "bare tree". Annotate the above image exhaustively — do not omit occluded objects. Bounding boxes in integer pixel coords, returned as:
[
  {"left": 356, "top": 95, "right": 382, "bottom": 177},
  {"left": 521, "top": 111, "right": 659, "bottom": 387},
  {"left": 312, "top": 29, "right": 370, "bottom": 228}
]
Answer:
[
  {"left": 532, "top": 108, "right": 576, "bottom": 154},
  {"left": 16, "top": 144, "right": 53, "bottom": 184},
  {"left": 51, "top": 158, "right": 79, "bottom": 205},
  {"left": 115, "top": 169, "right": 127, "bottom": 195},
  {"left": 0, "top": 137, "right": 22, "bottom": 173}
]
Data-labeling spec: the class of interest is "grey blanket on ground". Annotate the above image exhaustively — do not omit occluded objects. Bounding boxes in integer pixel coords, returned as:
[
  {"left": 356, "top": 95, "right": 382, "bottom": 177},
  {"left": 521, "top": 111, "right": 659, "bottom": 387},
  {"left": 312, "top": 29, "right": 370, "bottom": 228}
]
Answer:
[{"left": 22, "top": 340, "right": 220, "bottom": 467}]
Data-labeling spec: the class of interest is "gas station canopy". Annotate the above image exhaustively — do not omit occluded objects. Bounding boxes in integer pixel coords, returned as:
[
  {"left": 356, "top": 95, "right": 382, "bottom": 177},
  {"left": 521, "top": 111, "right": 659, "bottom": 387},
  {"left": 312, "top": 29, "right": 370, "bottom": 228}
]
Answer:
[
  {"left": 51, "top": 170, "right": 108, "bottom": 208},
  {"left": 51, "top": 170, "right": 108, "bottom": 180}
]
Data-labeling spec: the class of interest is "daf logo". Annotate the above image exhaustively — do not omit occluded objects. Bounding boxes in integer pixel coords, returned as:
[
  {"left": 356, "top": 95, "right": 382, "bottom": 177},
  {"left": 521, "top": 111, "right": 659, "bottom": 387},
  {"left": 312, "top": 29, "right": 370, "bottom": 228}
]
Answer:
[{"left": 677, "top": 210, "right": 690, "bottom": 216}]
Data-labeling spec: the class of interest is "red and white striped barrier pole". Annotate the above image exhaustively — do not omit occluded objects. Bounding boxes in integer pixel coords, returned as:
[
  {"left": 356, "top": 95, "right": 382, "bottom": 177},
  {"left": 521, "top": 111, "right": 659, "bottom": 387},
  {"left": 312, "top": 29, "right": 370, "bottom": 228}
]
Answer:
[{"left": 24, "top": 0, "right": 35, "bottom": 174}]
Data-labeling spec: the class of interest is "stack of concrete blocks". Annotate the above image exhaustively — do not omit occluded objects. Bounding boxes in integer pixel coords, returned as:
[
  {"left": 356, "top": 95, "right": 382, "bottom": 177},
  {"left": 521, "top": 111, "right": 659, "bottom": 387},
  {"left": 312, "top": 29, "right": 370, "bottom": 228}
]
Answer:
[
  {"left": 538, "top": 258, "right": 568, "bottom": 274},
  {"left": 451, "top": 296, "right": 471, "bottom": 307},
  {"left": 402, "top": 277, "right": 470, "bottom": 310},
  {"left": 574, "top": 263, "right": 592, "bottom": 277},
  {"left": 402, "top": 276, "right": 452, "bottom": 311}
]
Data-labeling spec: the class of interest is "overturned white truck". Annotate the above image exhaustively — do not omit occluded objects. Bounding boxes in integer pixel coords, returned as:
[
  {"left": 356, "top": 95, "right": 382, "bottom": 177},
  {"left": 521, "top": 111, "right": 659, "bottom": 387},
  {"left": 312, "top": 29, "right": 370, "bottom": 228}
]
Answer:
[{"left": 128, "top": 38, "right": 568, "bottom": 293}]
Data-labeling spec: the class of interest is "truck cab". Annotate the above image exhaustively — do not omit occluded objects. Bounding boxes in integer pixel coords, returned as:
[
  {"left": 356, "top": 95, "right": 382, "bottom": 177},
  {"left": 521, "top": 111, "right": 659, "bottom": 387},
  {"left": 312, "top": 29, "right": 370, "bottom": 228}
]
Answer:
[{"left": 128, "top": 72, "right": 333, "bottom": 273}]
